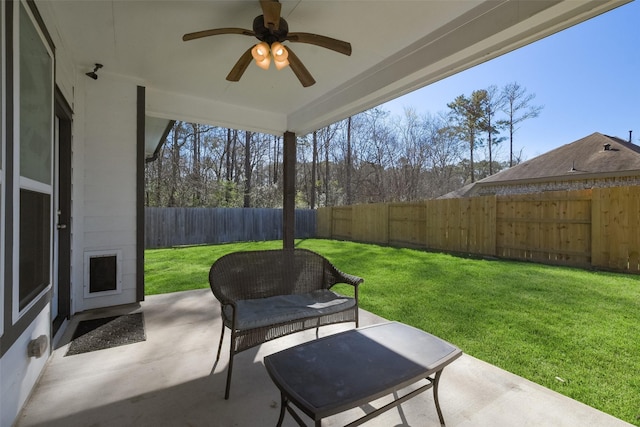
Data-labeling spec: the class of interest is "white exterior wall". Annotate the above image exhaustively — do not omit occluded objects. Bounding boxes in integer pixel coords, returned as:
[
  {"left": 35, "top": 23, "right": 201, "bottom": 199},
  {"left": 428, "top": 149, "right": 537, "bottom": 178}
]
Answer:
[
  {"left": 0, "top": 307, "right": 51, "bottom": 427},
  {"left": 35, "top": 1, "right": 140, "bottom": 315},
  {"left": 0, "top": 4, "right": 141, "bottom": 422},
  {"left": 71, "top": 72, "right": 139, "bottom": 312},
  {"left": 0, "top": 3, "right": 57, "bottom": 425}
]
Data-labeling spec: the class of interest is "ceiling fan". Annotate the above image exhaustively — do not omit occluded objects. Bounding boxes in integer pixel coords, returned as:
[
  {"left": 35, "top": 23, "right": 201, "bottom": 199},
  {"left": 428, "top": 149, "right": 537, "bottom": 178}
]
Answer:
[{"left": 182, "top": 0, "right": 352, "bottom": 87}]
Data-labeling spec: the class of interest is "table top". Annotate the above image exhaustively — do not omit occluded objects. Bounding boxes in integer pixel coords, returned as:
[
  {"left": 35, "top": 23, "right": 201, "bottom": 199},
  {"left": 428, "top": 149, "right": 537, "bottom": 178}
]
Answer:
[{"left": 264, "top": 322, "right": 462, "bottom": 420}]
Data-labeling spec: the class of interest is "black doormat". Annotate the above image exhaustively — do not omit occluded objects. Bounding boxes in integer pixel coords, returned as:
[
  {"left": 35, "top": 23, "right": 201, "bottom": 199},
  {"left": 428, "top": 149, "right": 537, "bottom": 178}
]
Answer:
[{"left": 65, "top": 313, "right": 146, "bottom": 356}]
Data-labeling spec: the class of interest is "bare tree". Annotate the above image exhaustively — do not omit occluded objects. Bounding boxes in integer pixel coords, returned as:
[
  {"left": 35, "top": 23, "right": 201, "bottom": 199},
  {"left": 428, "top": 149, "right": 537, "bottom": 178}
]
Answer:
[
  {"left": 501, "top": 82, "right": 543, "bottom": 167},
  {"left": 272, "top": 135, "right": 280, "bottom": 184},
  {"left": 251, "top": 132, "right": 283, "bottom": 208},
  {"left": 357, "top": 108, "right": 395, "bottom": 202},
  {"left": 392, "top": 107, "right": 430, "bottom": 201},
  {"left": 223, "top": 129, "right": 238, "bottom": 204},
  {"left": 483, "top": 85, "right": 506, "bottom": 175},
  {"left": 316, "top": 123, "right": 340, "bottom": 206},
  {"left": 167, "top": 121, "right": 190, "bottom": 206},
  {"left": 310, "top": 131, "right": 318, "bottom": 209},
  {"left": 330, "top": 117, "right": 361, "bottom": 205},
  {"left": 424, "top": 113, "right": 464, "bottom": 197},
  {"left": 346, "top": 116, "right": 353, "bottom": 205},
  {"left": 243, "top": 131, "right": 252, "bottom": 207}
]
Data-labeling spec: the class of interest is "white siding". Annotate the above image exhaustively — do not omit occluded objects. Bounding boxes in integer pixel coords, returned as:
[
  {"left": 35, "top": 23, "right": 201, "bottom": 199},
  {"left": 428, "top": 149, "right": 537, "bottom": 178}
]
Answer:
[
  {"left": 72, "top": 72, "right": 139, "bottom": 312},
  {"left": 0, "top": 3, "right": 57, "bottom": 425},
  {"left": 0, "top": 308, "right": 50, "bottom": 427}
]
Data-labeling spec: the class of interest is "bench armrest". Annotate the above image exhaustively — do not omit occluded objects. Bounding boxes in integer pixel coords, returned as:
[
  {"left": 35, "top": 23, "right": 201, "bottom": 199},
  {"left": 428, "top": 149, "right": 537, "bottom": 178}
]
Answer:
[
  {"left": 326, "top": 263, "right": 363, "bottom": 306},
  {"left": 220, "top": 300, "right": 237, "bottom": 325},
  {"left": 325, "top": 257, "right": 363, "bottom": 288},
  {"left": 334, "top": 270, "right": 364, "bottom": 288}
]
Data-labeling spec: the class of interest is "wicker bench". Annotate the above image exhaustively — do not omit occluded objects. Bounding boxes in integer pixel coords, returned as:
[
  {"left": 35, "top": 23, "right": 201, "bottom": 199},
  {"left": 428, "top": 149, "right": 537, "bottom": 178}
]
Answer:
[{"left": 208, "top": 248, "right": 363, "bottom": 399}]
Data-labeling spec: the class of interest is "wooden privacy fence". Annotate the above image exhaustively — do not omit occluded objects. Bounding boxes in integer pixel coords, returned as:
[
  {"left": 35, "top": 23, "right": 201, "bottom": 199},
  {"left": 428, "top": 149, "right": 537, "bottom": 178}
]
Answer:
[
  {"left": 145, "top": 207, "right": 316, "bottom": 248},
  {"left": 317, "top": 186, "right": 640, "bottom": 274}
]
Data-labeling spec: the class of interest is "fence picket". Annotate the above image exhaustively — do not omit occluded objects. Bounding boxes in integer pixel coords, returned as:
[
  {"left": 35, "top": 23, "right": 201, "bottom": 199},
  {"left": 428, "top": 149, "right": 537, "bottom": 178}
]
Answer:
[
  {"left": 145, "top": 207, "right": 316, "bottom": 248},
  {"left": 317, "top": 186, "right": 639, "bottom": 274}
]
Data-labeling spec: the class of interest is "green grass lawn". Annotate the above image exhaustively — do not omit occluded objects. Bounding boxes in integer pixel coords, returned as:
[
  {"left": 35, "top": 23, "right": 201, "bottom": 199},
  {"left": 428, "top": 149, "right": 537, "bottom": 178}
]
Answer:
[{"left": 145, "top": 239, "right": 640, "bottom": 425}]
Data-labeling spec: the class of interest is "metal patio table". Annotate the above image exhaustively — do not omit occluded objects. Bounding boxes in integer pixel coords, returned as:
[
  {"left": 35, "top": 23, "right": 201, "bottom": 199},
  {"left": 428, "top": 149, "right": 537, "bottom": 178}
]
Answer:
[{"left": 264, "top": 321, "right": 462, "bottom": 427}]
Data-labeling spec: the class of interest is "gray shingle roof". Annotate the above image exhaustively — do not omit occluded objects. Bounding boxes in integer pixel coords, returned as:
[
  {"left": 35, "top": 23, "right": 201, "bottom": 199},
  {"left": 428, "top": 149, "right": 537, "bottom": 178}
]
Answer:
[
  {"left": 480, "top": 132, "right": 640, "bottom": 184},
  {"left": 438, "top": 132, "right": 640, "bottom": 199}
]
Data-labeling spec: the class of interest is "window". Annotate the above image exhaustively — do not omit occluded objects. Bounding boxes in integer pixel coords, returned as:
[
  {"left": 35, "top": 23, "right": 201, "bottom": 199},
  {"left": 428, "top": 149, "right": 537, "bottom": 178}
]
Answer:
[
  {"left": 15, "top": 2, "right": 53, "bottom": 316},
  {"left": 19, "top": 190, "right": 50, "bottom": 310},
  {"left": 19, "top": 2, "right": 52, "bottom": 185}
]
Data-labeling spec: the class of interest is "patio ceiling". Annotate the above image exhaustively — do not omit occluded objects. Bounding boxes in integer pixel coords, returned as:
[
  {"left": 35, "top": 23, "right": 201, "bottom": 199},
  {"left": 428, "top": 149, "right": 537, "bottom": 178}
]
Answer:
[{"left": 38, "top": 0, "right": 629, "bottom": 138}]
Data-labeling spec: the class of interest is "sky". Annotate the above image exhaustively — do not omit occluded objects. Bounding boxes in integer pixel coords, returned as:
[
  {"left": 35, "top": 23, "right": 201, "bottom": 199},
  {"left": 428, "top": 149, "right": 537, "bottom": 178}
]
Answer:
[{"left": 382, "top": 1, "right": 640, "bottom": 162}]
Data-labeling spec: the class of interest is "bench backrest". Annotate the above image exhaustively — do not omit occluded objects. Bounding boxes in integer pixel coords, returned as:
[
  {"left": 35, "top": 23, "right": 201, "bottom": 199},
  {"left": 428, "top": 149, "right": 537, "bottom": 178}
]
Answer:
[{"left": 209, "top": 249, "right": 339, "bottom": 304}]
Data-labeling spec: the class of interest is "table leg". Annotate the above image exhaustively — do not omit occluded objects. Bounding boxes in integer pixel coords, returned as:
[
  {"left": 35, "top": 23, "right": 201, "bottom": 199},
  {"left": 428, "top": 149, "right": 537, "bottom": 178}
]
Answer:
[
  {"left": 276, "top": 392, "right": 287, "bottom": 427},
  {"left": 432, "top": 369, "right": 445, "bottom": 426}
]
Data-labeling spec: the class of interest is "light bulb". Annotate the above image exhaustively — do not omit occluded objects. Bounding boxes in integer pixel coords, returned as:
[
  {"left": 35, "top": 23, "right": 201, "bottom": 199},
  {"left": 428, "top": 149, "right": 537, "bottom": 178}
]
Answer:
[{"left": 271, "top": 42, "right": 287, "bottom": 59}]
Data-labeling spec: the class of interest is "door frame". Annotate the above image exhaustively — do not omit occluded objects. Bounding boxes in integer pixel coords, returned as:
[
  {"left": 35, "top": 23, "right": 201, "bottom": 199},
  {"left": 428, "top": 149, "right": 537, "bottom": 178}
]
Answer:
[{"left": 52, "top": 87, "right": 72, "bottom": 337}]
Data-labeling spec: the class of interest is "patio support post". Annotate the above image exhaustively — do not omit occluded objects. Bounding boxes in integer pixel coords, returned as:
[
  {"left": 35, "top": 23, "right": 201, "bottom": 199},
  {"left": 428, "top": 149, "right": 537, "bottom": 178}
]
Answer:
[
  {"left": 283, "top": 131, "right": 296, "bottom": 249},
  {"left": 136, "top": 86, "right": 145, "bottom": 302}
]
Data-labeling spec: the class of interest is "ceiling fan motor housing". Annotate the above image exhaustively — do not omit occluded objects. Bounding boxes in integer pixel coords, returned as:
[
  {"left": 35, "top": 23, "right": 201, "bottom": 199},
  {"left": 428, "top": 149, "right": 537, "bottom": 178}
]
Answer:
[{"left": 253, "top": 15, "right": 289, "bottom": 44}]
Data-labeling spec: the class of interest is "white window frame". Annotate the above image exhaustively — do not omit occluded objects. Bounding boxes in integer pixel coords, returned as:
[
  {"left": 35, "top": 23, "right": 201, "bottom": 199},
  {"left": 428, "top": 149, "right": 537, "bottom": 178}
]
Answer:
[
  {"left": 0, "top": 0, "right": 6, "bottom": 337},
  {"left": 12, "top": 0, "right": 55, "bottom": 323}
]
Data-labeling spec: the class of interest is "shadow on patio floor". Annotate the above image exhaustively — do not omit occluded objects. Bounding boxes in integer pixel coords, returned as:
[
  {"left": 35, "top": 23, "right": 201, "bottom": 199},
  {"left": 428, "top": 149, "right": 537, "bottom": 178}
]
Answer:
[{"left": 17, "top": 289, "right": 632, "bottom": 427}]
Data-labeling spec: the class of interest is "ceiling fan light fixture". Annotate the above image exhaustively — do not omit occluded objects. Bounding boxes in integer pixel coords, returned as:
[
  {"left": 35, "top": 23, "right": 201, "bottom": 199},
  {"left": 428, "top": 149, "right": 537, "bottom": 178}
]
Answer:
[
  {"left": 271, "top": 42, "right": 289, "bottom": 70},
  {"left": 271, "top": 42, "right": 287, "bottom": 59},
  {"left": 251, "top": 42, "right": 271, "bottom": 69},
  {"left": 183, "top": 0, "right": 350, "bottom": 85},
  {"left": 255, "top": 55, "right": 271, "bottom": 70},
  {"left": 274, "top": 57, "right": 289, "bottom": 70}
]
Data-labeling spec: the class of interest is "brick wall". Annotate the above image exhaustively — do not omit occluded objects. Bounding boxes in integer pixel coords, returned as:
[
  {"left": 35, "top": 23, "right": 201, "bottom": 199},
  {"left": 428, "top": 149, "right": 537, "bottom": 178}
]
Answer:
[{"left": 477, "top": 175, "right": 640, "bottom": 196}]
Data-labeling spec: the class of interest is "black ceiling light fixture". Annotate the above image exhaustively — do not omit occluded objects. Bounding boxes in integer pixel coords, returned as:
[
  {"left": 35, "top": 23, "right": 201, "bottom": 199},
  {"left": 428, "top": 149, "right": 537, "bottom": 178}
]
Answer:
[{"left": 85, "top": 63, "right": 103, "bottom": 80}]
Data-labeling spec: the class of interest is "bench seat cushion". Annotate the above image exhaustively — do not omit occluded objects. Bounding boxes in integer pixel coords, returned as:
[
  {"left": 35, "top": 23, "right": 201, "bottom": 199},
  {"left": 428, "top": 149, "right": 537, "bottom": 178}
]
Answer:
[{"left": 225, "top": 290, "right": 356, "bottom": 330}]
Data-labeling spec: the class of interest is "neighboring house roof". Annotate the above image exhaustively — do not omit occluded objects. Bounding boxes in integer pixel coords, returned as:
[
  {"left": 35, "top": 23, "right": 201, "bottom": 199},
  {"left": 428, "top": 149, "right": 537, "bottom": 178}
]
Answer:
[
  {"left": 482, "top": 132, "right": 640, "bottom": 183},
  {"left": 439, "top": 182, "right": 477, "bottom": 199},
  {"left": 439, "top": 132, "right": 640, "bottom": 198}
]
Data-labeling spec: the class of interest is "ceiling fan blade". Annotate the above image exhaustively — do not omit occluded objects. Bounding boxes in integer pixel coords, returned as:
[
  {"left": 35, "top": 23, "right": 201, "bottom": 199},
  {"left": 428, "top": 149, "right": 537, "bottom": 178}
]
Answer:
[
  {"left": 260, "top": 0, "right": 281, "bottom": 30},
  {"left": 183, "top": 28, "right": 254, "bottom": 42},
  {"left": 286, "top": 32, "right": 352, "bottom": 56},
  {"left": 226, "top": 47, "right": 254, "bottom": 82},
  {"left": 285, "top": 46, "right": 315, "bottom": 87}
]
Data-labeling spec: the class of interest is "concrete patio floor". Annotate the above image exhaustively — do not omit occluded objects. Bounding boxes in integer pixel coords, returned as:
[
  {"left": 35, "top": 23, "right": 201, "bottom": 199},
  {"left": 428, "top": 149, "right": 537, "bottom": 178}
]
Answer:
[{"left": 17, "top": 289, "right": 631, "bottom": 427}]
